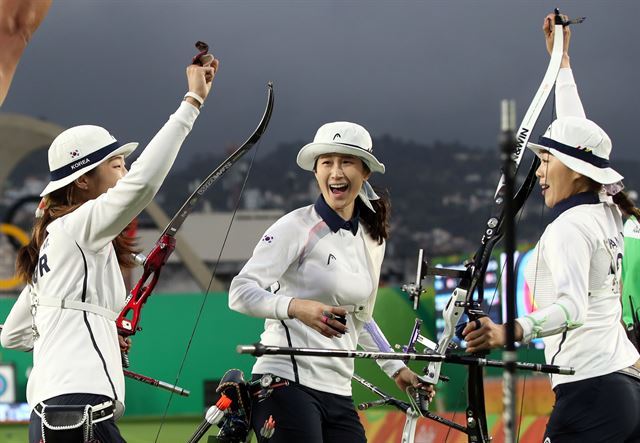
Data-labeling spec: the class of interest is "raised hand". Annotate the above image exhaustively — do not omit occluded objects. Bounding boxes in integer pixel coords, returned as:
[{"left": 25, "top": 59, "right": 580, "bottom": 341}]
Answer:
[{"left": 543, "top": 12, "right": 571, "bottom": 68}]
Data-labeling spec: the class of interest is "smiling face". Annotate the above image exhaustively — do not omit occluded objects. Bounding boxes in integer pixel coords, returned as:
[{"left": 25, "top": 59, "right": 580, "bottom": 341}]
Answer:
[
  {"left": 314, "top": 153, "right": 371, "bottom": 220},
  {"left": 74, "top": 155, "right": 128, "bottom": 202},
  {"left": 536, "top": 151, "right": 591, "bottom": 208}
]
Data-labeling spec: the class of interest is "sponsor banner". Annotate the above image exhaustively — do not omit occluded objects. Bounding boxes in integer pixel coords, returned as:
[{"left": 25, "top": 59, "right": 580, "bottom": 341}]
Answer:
[
  {"left": 360, "top": 411, "right": 548, "bottom": 443},
  {"left": 0, "top": 363, "right": 16, "bottom": 403}
]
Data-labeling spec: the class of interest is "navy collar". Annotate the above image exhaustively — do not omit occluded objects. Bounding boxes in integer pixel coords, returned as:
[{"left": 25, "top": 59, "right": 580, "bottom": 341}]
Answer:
[
  {"left": 314, "top": 195, "right": 359, "bottom": 235},
  {"left": 549, "top": 191, "right": 600, "bottom": 223}
]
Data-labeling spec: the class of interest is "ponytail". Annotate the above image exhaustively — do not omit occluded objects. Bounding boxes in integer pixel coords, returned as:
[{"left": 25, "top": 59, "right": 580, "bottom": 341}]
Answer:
[
  {"left": 16, "top": 186, "right": 76, "bottom": 283},
  {"left": 613, "top": 190, "right": 640, "bottom": 219},
  {"left": 358, "top": 187, "right": 390, "bottom": 244},
  {"left": 16, "top": 183, "right": 139, "bottom": 284}
]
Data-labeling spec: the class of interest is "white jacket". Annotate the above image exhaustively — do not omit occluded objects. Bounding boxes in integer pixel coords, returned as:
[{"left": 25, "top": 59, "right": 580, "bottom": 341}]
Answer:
[
  {"left": 229, "top": 202, "right": 405, "bottom": 396},
  {"left": 516, "top": 69, "right": 639, "bottom": 387},
  {"left": 1, "top": 101, "right": 199, "bottom": 410}
]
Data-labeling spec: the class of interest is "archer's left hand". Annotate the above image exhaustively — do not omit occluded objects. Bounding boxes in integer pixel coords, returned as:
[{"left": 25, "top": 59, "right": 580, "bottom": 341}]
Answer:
[
  {"left": 462, "top": 317, "right": 505, "bottom": 353},
  {"left": 393, "top": 367, "right": 435, "bottom": 402},
  {"left": 119, "top": 335, "right": 132, "bottom": 353},
  {"left": 463, "top": 317, "right": 524, "bottom": 353}
]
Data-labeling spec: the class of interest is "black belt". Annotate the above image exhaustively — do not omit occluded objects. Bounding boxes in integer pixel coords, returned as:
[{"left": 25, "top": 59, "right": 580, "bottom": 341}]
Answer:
[{"left": 34, "top": 399, "right": 115, "bottom": 423}]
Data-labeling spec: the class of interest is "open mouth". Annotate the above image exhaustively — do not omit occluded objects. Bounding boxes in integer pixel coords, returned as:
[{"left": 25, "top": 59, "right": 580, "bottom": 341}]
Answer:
[
  {"left": 329, "top": 184, "right": 349, "bottom": 195},
  {"left": 541, "top": 184, "right": 549, "bottom": 195}
]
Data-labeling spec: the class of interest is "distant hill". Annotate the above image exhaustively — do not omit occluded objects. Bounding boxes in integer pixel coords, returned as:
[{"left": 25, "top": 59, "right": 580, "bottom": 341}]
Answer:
[
  {"left": 4, "top": 136, "right": 639, "bottom": 270},
  {"left": 159, "top": 135, "right": 640, "bottom": 265}
]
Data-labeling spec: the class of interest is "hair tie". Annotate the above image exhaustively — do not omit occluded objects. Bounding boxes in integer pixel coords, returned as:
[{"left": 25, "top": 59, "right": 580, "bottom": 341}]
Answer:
[
  {"left": 604, "top": 180, "right": 625, "bottom": 196},
  {"left": 358, "top": 181, "right": 380, "bottom": 213},
  {"left": 35, "top": 196, "right": 50, "bottom": 218}
]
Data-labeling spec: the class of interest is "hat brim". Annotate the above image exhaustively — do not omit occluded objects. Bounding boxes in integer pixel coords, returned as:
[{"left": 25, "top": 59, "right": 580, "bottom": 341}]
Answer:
[
  {"left": 296, "top": 142, "right": 385, "bottom": 174},
  {"left": 528, "top": 142, "right": 623, "bottom": 185},
  {"left": 40, "top": 142, "right": 138, "bottom": 197}
]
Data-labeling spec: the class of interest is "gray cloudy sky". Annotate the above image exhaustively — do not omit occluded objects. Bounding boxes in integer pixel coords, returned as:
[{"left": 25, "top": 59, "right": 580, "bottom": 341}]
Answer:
[{"left": 4, "top": 0, "right": 640, "bottom": 165}]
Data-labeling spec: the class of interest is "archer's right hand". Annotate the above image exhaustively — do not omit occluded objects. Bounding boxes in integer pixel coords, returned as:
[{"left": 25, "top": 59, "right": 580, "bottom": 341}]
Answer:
[
  {"left": 287, "top": 299, "right": 348, "bottom": 339},
  {"left": 185, "top": 55, "right": 219, "bottom": 105}
]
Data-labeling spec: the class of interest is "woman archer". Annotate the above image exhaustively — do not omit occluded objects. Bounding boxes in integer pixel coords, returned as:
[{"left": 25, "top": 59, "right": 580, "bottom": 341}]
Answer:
[
  {"left": 1, "top": 55, "right": 218, "bottom": 442},
  {"left": 462, "top": 13, "right": 640, "bottom": 443},
  {"left": 229, "top": 121, "right": 434, "bottom": 442}
]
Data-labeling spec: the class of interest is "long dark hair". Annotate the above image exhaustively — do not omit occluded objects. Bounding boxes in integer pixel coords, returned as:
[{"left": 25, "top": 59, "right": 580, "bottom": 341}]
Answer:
[
  {"left": 613, "top": 190, "right": 640, "bottom": 219},
  {"left": 15, "top": 177, "right": 139, "bottom": 284},
  {"left": 582, "top": 178, "right": 640, "bottom": 220},
  {"left": 358, "top": 187, "right": 390, "bottom": 244}
]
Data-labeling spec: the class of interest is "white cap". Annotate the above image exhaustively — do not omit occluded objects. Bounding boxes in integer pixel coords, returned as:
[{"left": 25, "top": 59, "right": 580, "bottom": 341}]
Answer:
[
  {"left": 296, "top": 121, "right": 385, "bottom": 174},
  {"left": 40, "top": 125, "right": 138, "bottom": 196},
  {"left": 528, "top": 116, "right": 622, "bottom": 185}
]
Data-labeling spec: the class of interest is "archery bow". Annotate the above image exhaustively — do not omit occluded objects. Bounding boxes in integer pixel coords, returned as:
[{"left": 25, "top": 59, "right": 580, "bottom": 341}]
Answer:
[
  {"left": 115, "top": 82, "right": 274, "bottom": 341},
  {"left": 354, "top": 372, "right": 472, "bottom": 443},
  {"left": 111, "top": 42, "right": 273, "bottom": 443},
  {"left": 353, "top": 373, "right": 421, "bottom": 443},
  {"left": 400, "top": 9, "right": 572, "bottom": 443},
  {"left": 156, "top": 83, "right": 273, "bottom": 443}
]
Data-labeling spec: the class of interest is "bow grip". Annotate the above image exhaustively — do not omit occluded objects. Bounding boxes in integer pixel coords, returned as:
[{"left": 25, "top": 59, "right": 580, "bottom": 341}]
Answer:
[
  {"left": 116, "top": 234, "right": 176, "bottom": 336},
  {"left": 143, "top": 234, "right": 176, "bottom": 271}
]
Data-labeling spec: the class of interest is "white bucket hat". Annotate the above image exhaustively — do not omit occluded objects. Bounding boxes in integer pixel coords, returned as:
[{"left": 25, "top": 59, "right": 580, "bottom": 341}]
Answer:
[
  {"left": 297, "top": 122, "right": 385, "bottom": 212},
  {"left": 40, "top": 125, "right": 138, "bottom": 197},
  {"left": 297, "top": 122, "right": 385, "bottom": 174},
  {"left": 527, "top": 116, "right": 623, "bottom": 185}
]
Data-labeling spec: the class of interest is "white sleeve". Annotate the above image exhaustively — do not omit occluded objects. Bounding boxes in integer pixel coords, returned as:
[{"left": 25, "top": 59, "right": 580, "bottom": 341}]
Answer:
[
  {"left": 1, "top": 286, "right": 34, "bottom": 351},
  {"left": 556, "top": 68, "right": 586, "bottom": 119},
  {"left": 63, "top": 101, "right": 200, "bottom": 252},
  {"left": 516, "top": 223, "right": 593, "bottom": 343},
  {"left": 358, "top": 320, "right": 406, "bottom": 378},
  {"left": 228, "top": 217, "right": 303, "bottom": 320}
]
